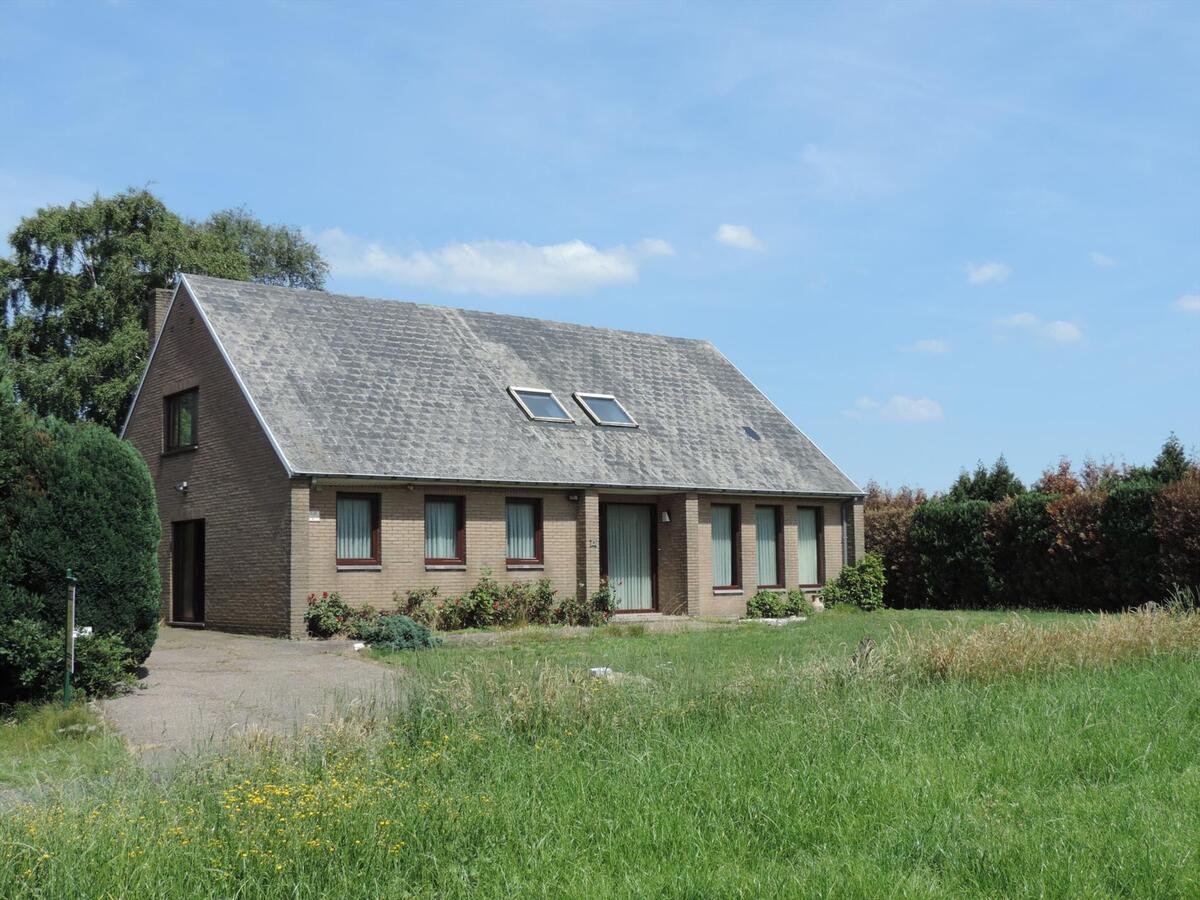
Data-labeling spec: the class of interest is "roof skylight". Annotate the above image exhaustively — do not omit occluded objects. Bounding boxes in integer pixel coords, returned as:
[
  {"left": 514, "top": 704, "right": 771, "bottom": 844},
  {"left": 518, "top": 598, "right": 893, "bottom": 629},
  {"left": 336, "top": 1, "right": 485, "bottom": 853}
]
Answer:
[
  {"left": 574, "top": 392, "right": 637, "bottom": 427},
  {"left": 508, "top": 387, "right": 574, "bottom": 423}
]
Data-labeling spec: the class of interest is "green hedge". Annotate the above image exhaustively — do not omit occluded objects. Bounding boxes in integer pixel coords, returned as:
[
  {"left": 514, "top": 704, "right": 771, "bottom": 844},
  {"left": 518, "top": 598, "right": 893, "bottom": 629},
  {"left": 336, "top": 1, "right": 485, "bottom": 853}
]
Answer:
[
  {"left": 869, "top": 479, "right": 1200, "bottom": 611},
  {"left": 907, "top": 500, "right": 996, "bottom": 609}
]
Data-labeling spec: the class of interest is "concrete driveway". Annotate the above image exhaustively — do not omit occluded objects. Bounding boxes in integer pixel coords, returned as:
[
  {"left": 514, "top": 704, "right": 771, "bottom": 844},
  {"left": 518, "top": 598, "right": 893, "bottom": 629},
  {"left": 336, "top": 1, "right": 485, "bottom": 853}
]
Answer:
[{"left": 101, "top": 627, "right": 400, "bottom": 760}]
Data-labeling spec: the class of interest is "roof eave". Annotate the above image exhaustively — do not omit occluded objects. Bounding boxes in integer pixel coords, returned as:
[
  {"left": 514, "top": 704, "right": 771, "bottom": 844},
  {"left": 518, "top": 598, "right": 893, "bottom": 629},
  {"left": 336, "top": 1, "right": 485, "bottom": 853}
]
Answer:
[{"left": 306, "top": 472, "right": 865, "bottom": 498}]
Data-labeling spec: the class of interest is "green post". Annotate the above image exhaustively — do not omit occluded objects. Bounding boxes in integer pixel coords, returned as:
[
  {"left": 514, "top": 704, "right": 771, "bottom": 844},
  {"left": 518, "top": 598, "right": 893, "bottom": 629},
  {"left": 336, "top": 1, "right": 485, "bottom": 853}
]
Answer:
[{"left": 64, "top": 569, "right": 77, "bottom": 707}]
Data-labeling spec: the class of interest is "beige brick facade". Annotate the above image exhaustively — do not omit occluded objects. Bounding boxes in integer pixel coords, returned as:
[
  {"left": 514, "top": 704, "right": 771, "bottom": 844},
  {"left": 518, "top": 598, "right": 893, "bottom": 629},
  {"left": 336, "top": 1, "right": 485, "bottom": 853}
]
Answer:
[
  {"left": 125, "top": 290, "right": 863, "bottom": 636},
  {"left": 302, "top": 484, "right": 579, "bottom": 623}
]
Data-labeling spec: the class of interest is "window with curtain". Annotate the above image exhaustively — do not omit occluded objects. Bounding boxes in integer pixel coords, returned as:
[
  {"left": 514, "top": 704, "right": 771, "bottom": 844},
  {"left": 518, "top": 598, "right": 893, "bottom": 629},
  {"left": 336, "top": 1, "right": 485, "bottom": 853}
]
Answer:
[
  {"left": 425, "top": 496, "right": 464, "bottom": 563},
  {"left": 711, "top": 504, "right": 739, "bottom": 588},
  {"left": 163, "top": 388, "right": 198, "bottom": 451},
  {"left": 505, "top": 499, "right": 541, "bottom": 563},
  {"left": 797, "top": 507, "right": 822, "bottom": 586},
  {"left": 755, "top": 506, "right": 782, "bottom": 587},
  {"left": 336, "top": 493, "right": 379, "bottom": 564}
]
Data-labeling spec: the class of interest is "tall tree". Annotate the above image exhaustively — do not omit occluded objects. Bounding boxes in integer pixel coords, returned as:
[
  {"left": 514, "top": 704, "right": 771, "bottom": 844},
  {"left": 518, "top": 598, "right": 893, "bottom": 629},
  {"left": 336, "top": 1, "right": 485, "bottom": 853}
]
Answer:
[
  {"left": 946, "top": 455, "right": 1026, "bottom": 502},
  {"left": 0, "top": 189, "right": 328, "bottom": 431},
  {"left": 1149, "top": 433, "right": 1191, "bottom": 484}
]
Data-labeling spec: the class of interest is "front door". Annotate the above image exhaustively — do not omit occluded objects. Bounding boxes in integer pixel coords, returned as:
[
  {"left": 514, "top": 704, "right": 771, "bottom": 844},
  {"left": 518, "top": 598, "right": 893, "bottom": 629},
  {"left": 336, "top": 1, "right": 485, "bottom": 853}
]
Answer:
[
  {"left": 602, "top": 503, "right": 656, "bottom": 611},
  {"left": 172, "top": 519, "right": 205, "bottom": 624}
]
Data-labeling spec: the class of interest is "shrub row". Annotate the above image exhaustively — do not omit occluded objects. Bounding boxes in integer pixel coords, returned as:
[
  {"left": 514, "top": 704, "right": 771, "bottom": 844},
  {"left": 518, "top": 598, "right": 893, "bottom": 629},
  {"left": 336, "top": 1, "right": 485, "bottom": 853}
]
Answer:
[
  {"left": 305, "top": 571, "right": 616, "bottom": 639},
  {"left": 745, "top": 589, "right": 813, "bottom": 619},
  {"left": 868, "top": 478, "right": 1200, "bottom": 610},
  {"left": 399, "top": 573, "right": 616, "bottom": 630}
]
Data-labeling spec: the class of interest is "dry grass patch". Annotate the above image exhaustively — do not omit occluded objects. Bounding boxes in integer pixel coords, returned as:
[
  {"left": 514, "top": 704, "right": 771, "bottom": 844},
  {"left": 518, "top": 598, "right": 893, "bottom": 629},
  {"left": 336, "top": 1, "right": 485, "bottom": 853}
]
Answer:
[{"left": 893, "top": 605, "right": 1200, "bottom": 681}]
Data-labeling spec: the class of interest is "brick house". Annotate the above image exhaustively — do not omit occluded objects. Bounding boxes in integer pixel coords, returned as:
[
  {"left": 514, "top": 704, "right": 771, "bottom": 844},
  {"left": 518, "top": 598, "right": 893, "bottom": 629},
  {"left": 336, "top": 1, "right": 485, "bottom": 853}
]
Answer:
[{"left": 122, "top": 274, "right": 864, "bottom": 636}]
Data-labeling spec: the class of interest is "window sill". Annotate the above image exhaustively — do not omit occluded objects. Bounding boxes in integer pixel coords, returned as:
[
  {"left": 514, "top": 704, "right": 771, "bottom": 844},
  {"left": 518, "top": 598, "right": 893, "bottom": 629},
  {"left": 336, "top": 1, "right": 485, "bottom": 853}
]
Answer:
[
  {"left": 507, "top": 563, "right": 544, "bottom": 571},
  {"left": 337, "top": 564, "right": 382, "bottom": 572},
  {"left": 425, "top": 563, "right": 466, "bottom": 571},
  {"left": 713, "top": 588, "right": 743, "bottom": 595},
  {"left": 161, "top": 446, "right": 198, "bottom": 458},
  {"left": 758, "top": 586, "right": 787, "bottom": 592}
]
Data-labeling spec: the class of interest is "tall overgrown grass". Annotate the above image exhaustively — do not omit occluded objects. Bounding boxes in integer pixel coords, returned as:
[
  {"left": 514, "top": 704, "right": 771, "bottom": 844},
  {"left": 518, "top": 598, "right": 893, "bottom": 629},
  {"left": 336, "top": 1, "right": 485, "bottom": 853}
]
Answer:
[
  {"left": 4, "top": 608, "right": 1200, "bottom": 897},
  {"left": 889, "top": 601, "right": 1200, "bottom": 681}
]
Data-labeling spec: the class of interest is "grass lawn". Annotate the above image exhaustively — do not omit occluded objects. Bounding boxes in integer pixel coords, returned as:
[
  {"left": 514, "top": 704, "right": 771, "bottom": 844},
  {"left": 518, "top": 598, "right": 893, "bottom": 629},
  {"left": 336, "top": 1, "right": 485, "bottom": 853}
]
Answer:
[
  {"left": 0, "top": 703, "right": 127, "bottom": 789},
  {"left": 4, "top": 607, "right": 1200, "bottom": 898}
]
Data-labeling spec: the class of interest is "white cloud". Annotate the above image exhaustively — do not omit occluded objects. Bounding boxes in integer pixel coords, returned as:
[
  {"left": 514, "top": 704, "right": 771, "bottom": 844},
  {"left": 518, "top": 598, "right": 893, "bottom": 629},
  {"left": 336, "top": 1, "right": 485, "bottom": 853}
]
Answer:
[
  {"left": 713, "top": 223, "right": 764, "bottom": 251},
  {"left": 315, "top": 229, "right": 673, "bottom": 296},
  {"left": 1175, "top": 293, "right": 1200, "bottom": 312},
  {"left": 996, "top": 312, "right": 1084, "bottom": 343},
  {"left": 965, "top": 261, "right": 1012, "bottom": 285},
  {"left": 845, "top": 394, "right": 943, "bottom": 422},
  {"left": 636, "top": 238, "right": 676, "bottom": 257},
  {"left": 904, "top": 338, "right": 950, "bottom": 354},
  {"left": 1089, "top": 251, "right": 1116, "bottom": 269},
  {"left": 1042, "top": 320, "right": 1084, "bottom": 343}
]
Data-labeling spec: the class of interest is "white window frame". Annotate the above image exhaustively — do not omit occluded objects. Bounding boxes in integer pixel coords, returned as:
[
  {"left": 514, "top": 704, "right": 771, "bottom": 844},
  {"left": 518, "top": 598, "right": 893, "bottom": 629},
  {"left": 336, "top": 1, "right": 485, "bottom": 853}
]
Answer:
[
  {"left": 573, "top": 392, "right": 638, "bottom": 428},
  {"left": 507, "top": 386, "right": 575, "bottom": 423}
]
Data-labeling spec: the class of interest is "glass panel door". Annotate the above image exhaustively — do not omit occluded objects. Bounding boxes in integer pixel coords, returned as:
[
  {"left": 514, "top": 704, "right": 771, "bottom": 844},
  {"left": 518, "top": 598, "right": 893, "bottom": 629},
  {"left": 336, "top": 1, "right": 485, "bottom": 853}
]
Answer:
[{"left": 605, "top": 504, "right": 655, "bottom": 611}]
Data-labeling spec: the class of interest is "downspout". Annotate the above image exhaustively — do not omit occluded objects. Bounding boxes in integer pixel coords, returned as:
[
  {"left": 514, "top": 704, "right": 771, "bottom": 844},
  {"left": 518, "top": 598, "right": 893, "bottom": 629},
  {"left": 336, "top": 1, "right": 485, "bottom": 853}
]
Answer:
[{"left": 841, "top": 502, "right": 849, "bottom": 567}]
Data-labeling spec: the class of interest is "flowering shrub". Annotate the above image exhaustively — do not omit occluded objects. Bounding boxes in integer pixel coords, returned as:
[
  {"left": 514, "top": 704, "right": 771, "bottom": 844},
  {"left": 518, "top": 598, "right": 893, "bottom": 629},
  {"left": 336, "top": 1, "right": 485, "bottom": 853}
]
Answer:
[
  {"left": 393, "top": 577, "right": 568, "bottom": 631},
  {"left": 344, "top": 604, "right": 382, "bottom": 640},
  {"left": 305, "top": 592, "right": 354, "bottom": 638},
  {"left": 522, "top": 579, "right": 558, "bottom": 624},
  {"left": 551, "top": 579, "right": 614, "bottom": 626}
]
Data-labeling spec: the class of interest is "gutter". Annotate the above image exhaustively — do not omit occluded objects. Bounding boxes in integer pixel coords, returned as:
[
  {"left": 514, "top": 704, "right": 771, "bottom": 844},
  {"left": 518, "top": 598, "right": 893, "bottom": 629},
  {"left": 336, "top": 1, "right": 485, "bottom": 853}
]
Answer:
[{"left": 308, "top": 472, "right": 866, "bottom": 499}]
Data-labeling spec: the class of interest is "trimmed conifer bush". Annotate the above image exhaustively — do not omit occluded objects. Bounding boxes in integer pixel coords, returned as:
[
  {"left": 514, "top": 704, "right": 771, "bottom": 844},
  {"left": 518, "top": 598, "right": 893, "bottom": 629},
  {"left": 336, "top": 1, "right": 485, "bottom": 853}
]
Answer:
[
  {"left": 13, "top": 419, "right": 161, "bottom": 664},
  {"left": 1, "top": 363, "right": 160, "bottom": 700}
]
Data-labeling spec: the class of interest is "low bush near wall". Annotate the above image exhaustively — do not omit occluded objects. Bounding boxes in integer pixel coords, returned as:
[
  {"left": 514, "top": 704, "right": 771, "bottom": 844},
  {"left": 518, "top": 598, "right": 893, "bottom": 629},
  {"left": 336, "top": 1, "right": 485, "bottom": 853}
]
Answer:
[
  {"left": 553, "top": 579, "right": 615, "bottom": 626},
  {"left": 362, "top": 614, "right": 439, "bottom": 652},
  {"left": 820, "top": 554, "right": 885, "bottom": 611},
  {"left": 745, "top": 590, "right": 787, "bottom": 618},
  {"left": 312, "top": 574, "right": 613, "bottom": 636},
  {"left": 745, "top": 589, "right": 812, "bottom": 618}
]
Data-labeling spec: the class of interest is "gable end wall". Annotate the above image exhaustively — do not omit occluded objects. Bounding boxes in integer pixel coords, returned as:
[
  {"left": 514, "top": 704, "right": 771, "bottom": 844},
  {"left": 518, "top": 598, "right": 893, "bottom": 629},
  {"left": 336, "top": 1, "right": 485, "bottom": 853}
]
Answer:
[{"left": 123, "top": 287, "right": 295, "bottom": 634}]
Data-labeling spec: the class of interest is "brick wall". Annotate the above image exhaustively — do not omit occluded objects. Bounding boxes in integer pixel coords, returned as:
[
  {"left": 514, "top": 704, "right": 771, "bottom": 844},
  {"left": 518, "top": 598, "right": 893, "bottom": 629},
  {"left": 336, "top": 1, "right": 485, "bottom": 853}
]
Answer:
[
  {"left": 123, "top": 288, "right": 295, "bottom": 635},
  {"left": 695, "top": 496, "right": 849, "bottom": 617},
  {"left": 304, "top": 484, "right": 579, "bottom": 609}
]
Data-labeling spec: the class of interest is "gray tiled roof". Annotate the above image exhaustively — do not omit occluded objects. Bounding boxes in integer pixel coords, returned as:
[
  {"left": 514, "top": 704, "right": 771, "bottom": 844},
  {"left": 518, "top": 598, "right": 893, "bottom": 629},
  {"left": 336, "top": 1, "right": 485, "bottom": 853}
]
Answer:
[{"left": 178, "top": 274, "right": 861, "bottom": 496}]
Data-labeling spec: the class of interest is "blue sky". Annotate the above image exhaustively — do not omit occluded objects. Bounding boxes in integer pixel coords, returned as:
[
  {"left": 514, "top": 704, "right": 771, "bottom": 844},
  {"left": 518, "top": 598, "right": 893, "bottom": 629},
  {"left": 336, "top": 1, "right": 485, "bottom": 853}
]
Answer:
[{"left": 3, "top": 1, "right": 1198, "bottom": 490}]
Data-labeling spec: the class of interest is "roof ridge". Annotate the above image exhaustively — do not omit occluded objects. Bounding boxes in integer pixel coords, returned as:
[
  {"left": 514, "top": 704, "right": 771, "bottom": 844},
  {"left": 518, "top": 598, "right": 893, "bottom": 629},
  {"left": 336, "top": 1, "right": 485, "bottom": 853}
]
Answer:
[{"left": 181, "top": 272, "right": 713, "bottom": 347}]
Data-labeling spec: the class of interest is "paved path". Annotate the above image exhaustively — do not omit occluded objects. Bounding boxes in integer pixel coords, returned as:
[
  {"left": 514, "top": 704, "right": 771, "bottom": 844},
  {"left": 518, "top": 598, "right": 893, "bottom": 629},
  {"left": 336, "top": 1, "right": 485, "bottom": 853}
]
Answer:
[{"left": 101, "top": 627, "right": 400, "bottom": 760}]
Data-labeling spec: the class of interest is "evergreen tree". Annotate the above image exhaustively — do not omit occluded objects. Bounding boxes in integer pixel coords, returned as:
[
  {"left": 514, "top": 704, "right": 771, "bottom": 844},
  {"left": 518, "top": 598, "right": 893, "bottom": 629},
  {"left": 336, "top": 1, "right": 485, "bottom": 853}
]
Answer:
[
  {"left": 1150, "top": 433, "right": 1191, "bottom": 484},
  {"left": 947, "top": 455, "right": 1025, "bottom": 502}
]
